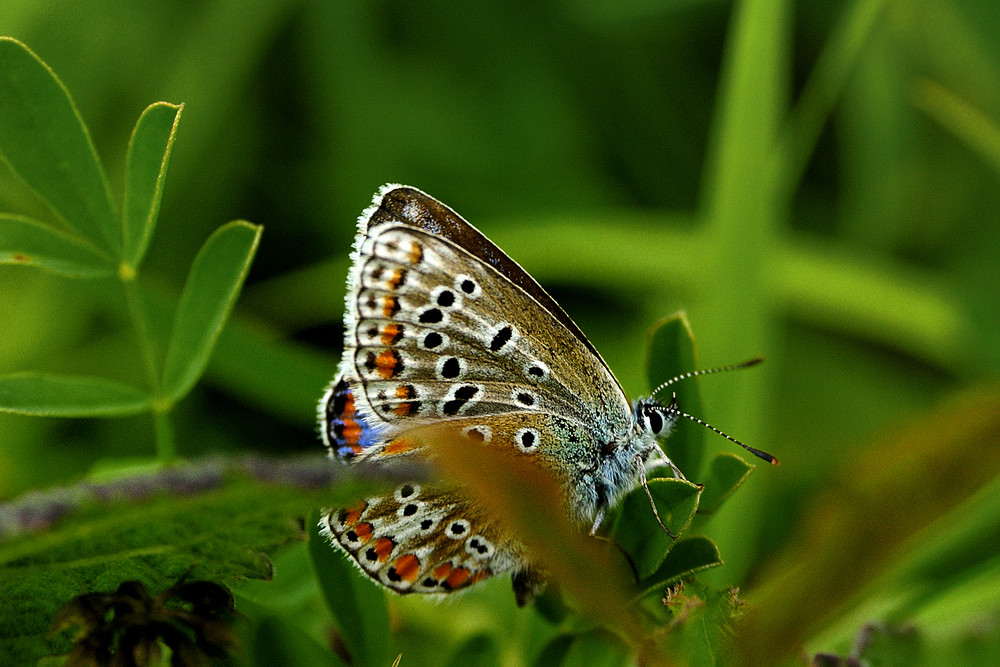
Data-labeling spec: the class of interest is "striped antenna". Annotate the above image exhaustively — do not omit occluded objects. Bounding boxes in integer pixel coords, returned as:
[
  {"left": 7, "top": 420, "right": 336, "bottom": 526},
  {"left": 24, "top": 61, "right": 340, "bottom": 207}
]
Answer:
[
  {"left": 652, "top": 357, "right": 779, "bottom": 466},
  {"left": 665, "top": 396, "right": 779, "bottom": 466},
  {"left": 649, "top": 356, "right": 764, "bottom": 399}
]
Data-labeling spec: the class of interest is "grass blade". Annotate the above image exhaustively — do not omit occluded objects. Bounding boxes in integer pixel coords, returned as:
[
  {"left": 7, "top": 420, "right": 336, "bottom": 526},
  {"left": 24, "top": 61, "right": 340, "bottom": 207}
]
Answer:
[{"left": 308, "top": 509, "right": 391, "bottom": 667}]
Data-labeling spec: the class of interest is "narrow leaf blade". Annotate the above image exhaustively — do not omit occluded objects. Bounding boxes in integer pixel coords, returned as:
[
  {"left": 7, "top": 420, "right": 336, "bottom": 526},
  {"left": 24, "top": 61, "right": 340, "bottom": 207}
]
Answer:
[
  {"left": 0, "top": 214, "right": 113, "bottom": 277},
  {"left": 0, "top": 372, "right": 151, "bottom": 417},
  {"left": 161, "top": 220, "right": 261, "bottom": 401},
  {"left": 123, "top": 102, "right": 183, "bottom": 267},
  {"left": 0, "top": 38, "right": 117, "bottom": 251}
]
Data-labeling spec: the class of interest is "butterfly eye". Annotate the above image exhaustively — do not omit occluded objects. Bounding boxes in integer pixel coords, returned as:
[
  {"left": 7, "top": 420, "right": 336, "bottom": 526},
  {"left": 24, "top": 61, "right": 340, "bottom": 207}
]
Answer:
[{"left": 644, "top": 408, "right": 664, "bottom": 435}]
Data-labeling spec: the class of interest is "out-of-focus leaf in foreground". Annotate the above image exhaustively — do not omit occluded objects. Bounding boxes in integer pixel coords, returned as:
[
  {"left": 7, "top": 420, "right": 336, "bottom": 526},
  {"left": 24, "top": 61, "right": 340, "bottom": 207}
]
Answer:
[
  {"left": 737, "top": 386, "right": 1000, "bottom": 665},
  {"left": 427, "top": 425, "right": 645, "bottom": 648}
]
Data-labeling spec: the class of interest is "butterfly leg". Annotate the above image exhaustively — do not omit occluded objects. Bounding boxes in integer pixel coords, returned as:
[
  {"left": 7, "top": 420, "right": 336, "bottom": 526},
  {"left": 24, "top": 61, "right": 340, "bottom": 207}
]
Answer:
[
  {"left": 644, "top": 441, "right": 688, "bottom": 481},
  {"left": 637, "top": 454, "right": 677, "bottom": 540}
]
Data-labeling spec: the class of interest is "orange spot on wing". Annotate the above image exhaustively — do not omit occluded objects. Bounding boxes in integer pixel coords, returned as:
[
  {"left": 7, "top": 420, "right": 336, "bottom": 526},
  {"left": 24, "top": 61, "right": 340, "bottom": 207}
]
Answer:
[
  {"left": 381, "top": 323, "right": 403, "bottom": 345},
  {"left": 445, "top": 567, "right": 471, "bottom": 589},
  {"left": 373, "top": 537, "right": 395, "bottom": 562},
  {"left": 432, "top": 562, "right": 453, "bottom": 580},
  {"left": 394, "top": 554, "right": 421, "bottom": 582},
  {"left": 394, "top": 402, "right": 417, "bottom": 417},
  {"left": 341, "top": 501, "right": 367, "bottom": 527},
  {"left": 336, "top": 392, "right": 364, "bottom": 453},
  {"left": 408, "top": 242, "right": 423, "bottom": 265},
  {"left": 375, "top": 349, "right": 402, "bottom": 379},
  {"left": 387, "top": 268, "right": 407, "bottom": 290},
  {"left": 382, "top": 295, "right": 400, "bottom": 318},
  {"left": 383, "top": 438, "right": 416, "bottom": 455},
  {"left": 467, "top": 570, "right": 489, "bottom": 586},
  {"left": 392, "top": 386, "right": 419, "bottom": 417},
  {"left": 353, "top": 522, "right": 373, "bottom": 542},
  {"left": 12, "top": 254, "right": 28, "bottom": 262}
]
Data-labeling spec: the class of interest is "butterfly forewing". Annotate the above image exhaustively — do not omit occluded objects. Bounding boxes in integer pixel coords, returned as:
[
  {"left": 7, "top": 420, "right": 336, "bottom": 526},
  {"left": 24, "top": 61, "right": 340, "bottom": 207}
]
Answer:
[
  {"left": 343, "top": 215, "right": 632, "bottom": 445},
  {"left": 367, "top": 186, "right": 613, "bottom": 374}
]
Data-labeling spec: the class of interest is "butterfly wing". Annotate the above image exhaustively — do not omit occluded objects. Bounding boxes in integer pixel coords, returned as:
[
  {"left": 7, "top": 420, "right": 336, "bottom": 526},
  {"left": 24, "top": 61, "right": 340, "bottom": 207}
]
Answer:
[
  {"left": 321, "top": 185, "right": 634, "bottom": 470},
  {"left": 320, "top": 482, "right": 522, "bottom": 595},
  {"left": 319, "top": 185, "right": 641, "bottom": 598}
]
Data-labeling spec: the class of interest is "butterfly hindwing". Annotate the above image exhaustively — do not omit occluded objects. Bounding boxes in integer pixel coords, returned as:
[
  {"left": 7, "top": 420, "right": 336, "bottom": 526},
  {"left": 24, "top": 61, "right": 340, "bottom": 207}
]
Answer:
[{"left": 320, "top": 482, "right": 522, "bottom": 594}]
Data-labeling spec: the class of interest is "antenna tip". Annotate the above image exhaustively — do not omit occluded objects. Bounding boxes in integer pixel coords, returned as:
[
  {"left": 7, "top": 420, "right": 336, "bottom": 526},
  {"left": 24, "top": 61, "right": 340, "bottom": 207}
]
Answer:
[{"left": 770, "top": 457, "right": 780, "bottom": 466}]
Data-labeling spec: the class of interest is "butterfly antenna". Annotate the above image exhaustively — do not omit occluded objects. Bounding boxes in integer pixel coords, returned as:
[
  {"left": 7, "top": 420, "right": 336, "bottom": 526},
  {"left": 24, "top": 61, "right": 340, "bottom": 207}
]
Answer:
[
  {"left": 649, "top": 356, "right": 765, "bottom": 399},
  {"left": 664, "top": 394, "right": 779, "bottom": 466}
]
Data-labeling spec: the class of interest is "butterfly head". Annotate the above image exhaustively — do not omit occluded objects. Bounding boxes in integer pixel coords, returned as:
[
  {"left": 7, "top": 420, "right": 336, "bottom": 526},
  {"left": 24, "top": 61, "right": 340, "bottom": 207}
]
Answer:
[{"left": 634, "top": 394, "right": 681, "bottom": 443}]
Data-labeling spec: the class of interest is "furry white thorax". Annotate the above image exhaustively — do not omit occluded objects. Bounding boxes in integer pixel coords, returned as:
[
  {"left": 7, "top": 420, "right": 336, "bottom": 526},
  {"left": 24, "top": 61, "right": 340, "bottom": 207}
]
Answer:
[{"left": 575, "top": 396, "right": 680, "bottom": 528}]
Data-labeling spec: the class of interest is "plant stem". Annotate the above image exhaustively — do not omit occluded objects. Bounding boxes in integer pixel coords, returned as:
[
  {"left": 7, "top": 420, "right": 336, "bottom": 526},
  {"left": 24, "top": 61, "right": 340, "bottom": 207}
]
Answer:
[{"left": 120, "top": 264, "right": 175, "bottom": 461}]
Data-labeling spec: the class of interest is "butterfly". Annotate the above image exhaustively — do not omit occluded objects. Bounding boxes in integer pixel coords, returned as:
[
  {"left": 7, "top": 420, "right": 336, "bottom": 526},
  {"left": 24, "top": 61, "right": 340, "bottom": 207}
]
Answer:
[{"left": 317, "top": 185, "right": 776, "bottom": 604}]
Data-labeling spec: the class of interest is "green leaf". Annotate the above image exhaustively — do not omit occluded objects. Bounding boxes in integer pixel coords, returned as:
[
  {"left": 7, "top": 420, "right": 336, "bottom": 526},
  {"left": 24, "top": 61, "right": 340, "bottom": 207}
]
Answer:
[
  {"left": 248, "top": 613, "right": 349, "bottom": 667},
  {"left": 532, "top": 584, "right": 569, "bottom": 625},
  {"left": 0, "top": 456, "right": 368, "bottom": 666},
  {"left": 161, "top": 220, "right": 262, "bottom": 402},
  {"left": 307, "top": 510, "right": 391, "bottom": 667},
  {"left": 610, "top": 478, "right": 702, "bottom": 580},
  {"left": 635, "top": 537, "right": 724, "bottom": 599},
  {"left": 657, "top": 582, "right": 746, "bottom": 666},
  {"left": 122, "top": 102, "right": 183, "bottom": 268},
  {"left": 0, "top": 38, "right": 117, "bottom": 251},
  {"left": 0, "top": 214, "right": 113, "bottom": 277},
  {"left": 696, "top": 452, "right": 755, "bottom": 516},
  {"left": 0, "top": 372, "right": 151, "bottom": 416},
  {"left": 646, "top": 313, "right": 706, "bottom": 478}
]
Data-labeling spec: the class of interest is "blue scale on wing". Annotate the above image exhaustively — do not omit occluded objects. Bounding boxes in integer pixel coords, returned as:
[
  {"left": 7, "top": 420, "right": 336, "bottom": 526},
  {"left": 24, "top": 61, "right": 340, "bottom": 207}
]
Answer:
[{"left": 320, "top": 377, "right": 383, "bottom": 461}]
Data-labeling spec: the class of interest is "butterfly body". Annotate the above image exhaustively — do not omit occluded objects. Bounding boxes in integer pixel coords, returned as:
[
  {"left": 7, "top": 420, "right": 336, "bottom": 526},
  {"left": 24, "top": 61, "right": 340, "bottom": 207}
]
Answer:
[{"left": 319, "top": 185, "right": 680, "bottom": 598}]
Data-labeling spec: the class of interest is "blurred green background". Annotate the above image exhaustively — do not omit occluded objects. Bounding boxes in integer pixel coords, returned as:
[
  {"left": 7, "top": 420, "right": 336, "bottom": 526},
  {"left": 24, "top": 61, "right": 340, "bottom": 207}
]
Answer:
[{"left": 2, "top": 0, "right": 1000, "bottom": 663}]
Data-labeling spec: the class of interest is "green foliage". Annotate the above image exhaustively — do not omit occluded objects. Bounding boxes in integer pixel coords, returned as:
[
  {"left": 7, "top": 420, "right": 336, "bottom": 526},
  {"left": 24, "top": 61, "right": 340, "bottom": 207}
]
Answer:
[
  {"left": 0, "top": 456, "right": 380, "bottom": 664},
  {"left": 0, "top": 371, "right": 152, "bottom": 416},
  {"left": 0, "top": 36, "right": 260, "bottom": 460},
  {"left": 122, "top": 102, "right": 181, "bottom": 267},
  {"left": 0, "top": 38, "right": 116, "bottom": 251},
  {"left": 1, "top": 0, "right": 1000, "bottom": 664}
]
